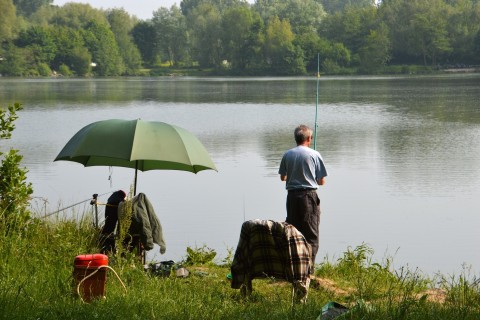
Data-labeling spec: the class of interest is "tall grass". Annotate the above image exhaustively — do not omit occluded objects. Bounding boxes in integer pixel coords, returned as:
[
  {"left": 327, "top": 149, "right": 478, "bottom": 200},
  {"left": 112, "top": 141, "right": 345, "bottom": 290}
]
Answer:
[{"left": 2, "top": 213, "right": 480, "bottom": 319}]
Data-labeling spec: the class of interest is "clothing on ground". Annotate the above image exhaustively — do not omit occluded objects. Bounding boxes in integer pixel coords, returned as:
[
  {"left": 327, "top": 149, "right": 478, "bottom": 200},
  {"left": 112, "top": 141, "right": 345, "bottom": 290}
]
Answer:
[{"left": 230, "top": 219, "right": 312, "bottom": 289}]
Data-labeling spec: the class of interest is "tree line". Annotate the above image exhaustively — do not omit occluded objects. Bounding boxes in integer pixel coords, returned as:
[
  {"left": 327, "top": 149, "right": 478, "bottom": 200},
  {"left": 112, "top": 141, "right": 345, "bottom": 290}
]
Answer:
[{"left": 1, "top": 0, "right": 479, "bottom": 76}]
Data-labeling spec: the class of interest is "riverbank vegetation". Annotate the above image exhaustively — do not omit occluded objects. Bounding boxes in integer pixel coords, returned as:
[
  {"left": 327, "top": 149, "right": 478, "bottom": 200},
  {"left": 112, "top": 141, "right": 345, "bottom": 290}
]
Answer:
[
  {"left": 1, "top": 0, "right": 480, "bottom": 77},
  {"left": 2, "top": 211, "right": 480, "bottom": 319},
  {"left": 2, "top": 106, "right": 480, "bottom": 319}
]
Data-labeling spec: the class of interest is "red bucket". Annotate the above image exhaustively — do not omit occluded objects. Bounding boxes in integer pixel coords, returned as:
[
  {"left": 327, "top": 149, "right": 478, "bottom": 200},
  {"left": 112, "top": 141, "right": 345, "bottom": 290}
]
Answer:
[{"left": 73, "top": 254, "right": 108, "bottom": 302}]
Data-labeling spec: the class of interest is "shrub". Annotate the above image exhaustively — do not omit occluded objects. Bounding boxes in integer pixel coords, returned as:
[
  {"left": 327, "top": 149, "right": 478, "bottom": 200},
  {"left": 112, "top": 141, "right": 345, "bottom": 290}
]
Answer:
[
  {"left": 0, "top": 103, "right": 33, "bottom": 231},
  {"left": 37, "top": 62, "right": 51, "bottom": 76},
  {"left": 58, "top": 64, "right": 72, "bottom": 76}
]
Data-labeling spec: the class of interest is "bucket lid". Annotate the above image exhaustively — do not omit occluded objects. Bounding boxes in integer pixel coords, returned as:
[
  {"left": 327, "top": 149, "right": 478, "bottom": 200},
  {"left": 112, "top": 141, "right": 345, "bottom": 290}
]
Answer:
[{"left": 74, "top": 254, "right": 108, "bottom": 267}]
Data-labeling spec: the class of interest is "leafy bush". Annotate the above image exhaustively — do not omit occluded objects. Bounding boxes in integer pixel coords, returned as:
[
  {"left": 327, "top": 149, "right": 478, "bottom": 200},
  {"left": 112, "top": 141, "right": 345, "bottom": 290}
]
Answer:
[
  {"left": 58, "top": 64, "right": 72, "bottom": 76},
  {"left": 183, "top": 245, "right": 216, "bottom": 266},
  {"left": 0, "top": 103, "right": 33, "bottom": 230},
  {"left": 37, "top": 62, "right": 51, "bottom": 76}
]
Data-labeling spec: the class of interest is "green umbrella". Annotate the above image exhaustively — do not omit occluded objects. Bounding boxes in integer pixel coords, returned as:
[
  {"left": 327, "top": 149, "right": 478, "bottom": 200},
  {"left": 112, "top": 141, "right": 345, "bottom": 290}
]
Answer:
[{"left": 54, "top": 119, "right": 217, "bottom": 195}]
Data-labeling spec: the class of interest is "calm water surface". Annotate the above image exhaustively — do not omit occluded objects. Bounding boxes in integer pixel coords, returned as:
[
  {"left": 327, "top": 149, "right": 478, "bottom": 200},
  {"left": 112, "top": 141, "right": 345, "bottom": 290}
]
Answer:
[{"left": 2, "top": 75, "right": 479, "bottom": 276}]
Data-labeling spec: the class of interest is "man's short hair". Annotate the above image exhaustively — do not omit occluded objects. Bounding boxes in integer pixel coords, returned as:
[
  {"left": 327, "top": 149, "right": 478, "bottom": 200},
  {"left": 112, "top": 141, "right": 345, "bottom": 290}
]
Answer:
[{"left": 294, "top": 125, "right": 312, "bottom": 144}]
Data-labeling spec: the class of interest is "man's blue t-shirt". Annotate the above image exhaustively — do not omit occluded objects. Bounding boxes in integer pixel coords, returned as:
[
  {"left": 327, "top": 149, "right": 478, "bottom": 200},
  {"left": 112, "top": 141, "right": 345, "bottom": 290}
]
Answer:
[{"left": 279, "top": 146, "right": 327, "bottom": 190}]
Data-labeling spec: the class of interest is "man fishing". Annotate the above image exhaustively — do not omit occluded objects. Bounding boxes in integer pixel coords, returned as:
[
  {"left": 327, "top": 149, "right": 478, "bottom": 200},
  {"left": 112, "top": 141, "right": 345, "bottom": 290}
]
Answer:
[{"left": 278, "top": 124, "right": 328, "bottom": 265}]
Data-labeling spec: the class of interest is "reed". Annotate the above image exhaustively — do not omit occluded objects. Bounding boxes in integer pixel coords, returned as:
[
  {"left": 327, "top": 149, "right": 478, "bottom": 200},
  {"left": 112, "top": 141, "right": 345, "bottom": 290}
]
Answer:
[{"left": 1, "top": 212, "right": 480, "bottom": 320}]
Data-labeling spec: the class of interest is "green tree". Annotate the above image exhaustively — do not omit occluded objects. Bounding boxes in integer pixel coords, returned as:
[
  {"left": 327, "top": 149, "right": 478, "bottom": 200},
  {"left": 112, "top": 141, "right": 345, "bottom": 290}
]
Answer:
[
  {"left": 379, "top": 0, "right": 451, "bottom": 66},
  {"left": 152, "top": 6, "right": 189, "bottom": 66},
  {"left": 106, "top": 8, "right": 143, "bottom": 74},
  {"left": 82, "top": 21, "right": 125, "bottom": 76},
  {"left": 475, "top": 29, "right": 480, "bottom": 64},
  {"left": 320, "top": 5, "right": 378, "bottom": 65},
  {"left": 51, "top": 27, "right": 91, "bottom": 76},
  {"left": 13, "top": 0, "right": 52, "bottom": 17},
  {"left": 0, "top": 43, "right": 24, "bottom": 76},
  {"left": 410, "top": 0, "right": 451, "bottom": 66},
  {"left": 221, "top": 5, "right": 264, "bottom": 72},
  {"left": 358, "top": 22, "right": 391, "bottom": 72},
  {"left": 0, "top": 0, "right": 17, "bottom": 41},
  {"left": 446, "top": 0, "right": 480, "bottom": 64},
  {"left": 180, "top": 0, "right": 247, "bottom": 15},
  {"left": 29, "top": 2, "right": 56, "bottom": 25},
  {"left": 264, "top": 16, "right": 305, "bottom": 74},
  {"left": 320, "top": 0, "right": 375, "bottom": 14},
  {"left": 187, "top": 3, "right": 223, "bottom": 68},
  {"left": 132, "top": 21, "right": 159, "bottom": 66},
  {"left": 15, "top": 26, "right": 57, "bottom": 65},
  {"left": 254, "top": 0, "right": 326, "bottom": 34},
  {"left": 295, "top": 32, "right": 351, "bottom": 73},
  {"left": 0, "top": 103, "right": 33, "bottom": 227},
  {"left": 50, "top": 3, "right": 108, "bottom": 29}
]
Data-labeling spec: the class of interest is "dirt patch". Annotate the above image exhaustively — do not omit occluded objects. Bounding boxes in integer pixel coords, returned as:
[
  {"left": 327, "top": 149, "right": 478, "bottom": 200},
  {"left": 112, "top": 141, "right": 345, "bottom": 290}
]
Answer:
[
  {"left": 311, "top": 276, "right": 354, "bottom": 296},
  {"left": 311, "top": 276, "right": 447, "bottom": 304},
  {"left": 416, "top": 288, "right": 447, "bottom": 304}
]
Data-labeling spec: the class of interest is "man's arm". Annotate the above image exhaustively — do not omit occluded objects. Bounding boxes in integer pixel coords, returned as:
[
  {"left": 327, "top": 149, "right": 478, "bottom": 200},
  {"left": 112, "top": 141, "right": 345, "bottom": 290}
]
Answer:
[
  {"left": 317, "top": 177, "right": 325, "bottom": 186},
  {"left": 280, "top": 175, "right": 287, "bottom": 181}
]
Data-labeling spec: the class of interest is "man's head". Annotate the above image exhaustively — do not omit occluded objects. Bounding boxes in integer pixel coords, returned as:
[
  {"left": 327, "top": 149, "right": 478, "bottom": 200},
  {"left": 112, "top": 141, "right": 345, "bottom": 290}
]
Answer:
[{"left": 294, "top": 125, "right": 313, "bottom": 145}]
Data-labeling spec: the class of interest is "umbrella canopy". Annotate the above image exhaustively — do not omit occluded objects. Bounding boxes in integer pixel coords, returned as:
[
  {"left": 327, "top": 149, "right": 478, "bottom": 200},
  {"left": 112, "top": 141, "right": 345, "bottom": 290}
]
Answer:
[{"left": 54, "top": 119, "right": 217, "bottom": 194}]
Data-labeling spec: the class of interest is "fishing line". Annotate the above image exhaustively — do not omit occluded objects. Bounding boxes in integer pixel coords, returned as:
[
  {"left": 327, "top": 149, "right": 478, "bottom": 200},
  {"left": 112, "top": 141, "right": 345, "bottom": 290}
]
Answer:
[
  {"left": 243, "top": 193, "right": 246, "bottom": 222},
  {"left": 313, "top": 53, "right": 320, "bottom": 151}
]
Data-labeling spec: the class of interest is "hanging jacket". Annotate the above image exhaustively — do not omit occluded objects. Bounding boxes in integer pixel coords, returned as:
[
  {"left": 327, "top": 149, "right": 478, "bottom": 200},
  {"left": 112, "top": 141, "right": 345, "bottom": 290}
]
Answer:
[{"left": 121, "top": 193, "right": 166, "bottom": 254}]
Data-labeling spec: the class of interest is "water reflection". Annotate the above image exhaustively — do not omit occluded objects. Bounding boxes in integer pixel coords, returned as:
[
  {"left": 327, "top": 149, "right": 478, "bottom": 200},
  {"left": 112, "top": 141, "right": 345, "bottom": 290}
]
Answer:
[{"left": 2, "top": 75, "right": 480, "bottom": 275}]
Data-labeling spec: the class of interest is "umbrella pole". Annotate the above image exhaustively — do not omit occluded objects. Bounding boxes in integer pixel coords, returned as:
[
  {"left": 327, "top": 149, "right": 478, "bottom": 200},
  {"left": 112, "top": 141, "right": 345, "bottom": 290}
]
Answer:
[{"left": 134, "top": 161, "right": 138, "bottom": 196}]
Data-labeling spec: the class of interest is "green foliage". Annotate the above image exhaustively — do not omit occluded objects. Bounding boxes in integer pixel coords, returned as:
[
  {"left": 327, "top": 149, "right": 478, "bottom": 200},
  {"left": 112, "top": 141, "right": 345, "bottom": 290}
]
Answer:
[
  {"left": 0, "top": 0, "right": 17, "bottom": 41},
  {"left": 58, "top": 63, "right": 72, "bottom": 76},
  {"left": 0, "top": 103, "right": 33, "bottom": 228},
  {"left": 2, "top": 0, "right": 480, "bottom": 76},
  {"left": 0, "top": 103, "right": 19, "bottom": 140},
  {"left": 152, "top": 6, "right": 189, "bottom": 67},
  {"left": 317, "top": 243, "right": 430, "bottom": 304},
  {"left": 0, "top": 43, "right": 28, "bottom": 76},
  {"left": 320, "top": 0, "right": 376, "bottom": 14},
  {"left": 132, "top": 21, "right": 158, "bottom": 67},
  {"left": 15, "top": 26, "right": 57, "bottom": 64},
  {"left": 51, "top": 2, "right": 109, "bottom": 29},
  {"left": 13, "top": 0, "right": 52, "bottom": 17},
  {"left": 106, "top": 8, "right": 143, "bottom": 75},
  {"left": 50, "top": 26, "right": 91, "bottom": 76},
  {"left": 187, "top": 3, "right": 223, "bottom": 68},
  {"left": 37, "top": 62, "right": 51, "bottom": 76},
  {"left": 184, "top": 244, "right": 217, "bottom": 266},
  {"left": 81, "top": 21, "right": 125, "bottom": 76},
  {"left": 2, "top": 218, "right": 480, "bottom": 319},
  {"left": 358, "top": 23, "right": 391, "bottom": 73},
  {"left": 264, "top": 16, "right": 305, "bottom": 75},
  {"left": 221, "top": 6, "right": 264, "bottom": 72}
]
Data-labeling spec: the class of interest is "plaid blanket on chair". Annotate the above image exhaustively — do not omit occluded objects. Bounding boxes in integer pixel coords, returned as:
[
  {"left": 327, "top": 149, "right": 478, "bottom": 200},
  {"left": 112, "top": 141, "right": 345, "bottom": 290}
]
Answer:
[{"left": 230, "top": 219, "right": 312, "bottom": 289}]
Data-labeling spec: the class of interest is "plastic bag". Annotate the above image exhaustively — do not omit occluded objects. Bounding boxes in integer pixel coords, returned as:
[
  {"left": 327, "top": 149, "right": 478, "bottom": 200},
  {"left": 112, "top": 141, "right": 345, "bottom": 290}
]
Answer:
[{"left": 317, "top": 301, "right": 349, "bottom": 320}]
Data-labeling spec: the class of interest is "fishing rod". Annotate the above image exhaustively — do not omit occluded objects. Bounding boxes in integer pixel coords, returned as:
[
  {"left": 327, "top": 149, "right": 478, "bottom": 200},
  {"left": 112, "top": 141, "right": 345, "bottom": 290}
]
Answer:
[
  {"left": 41, "top": 191, "right": 112, "bottom": 218},
  {"left": 313, "top": 53, "right": 320, "bottom": 150}
]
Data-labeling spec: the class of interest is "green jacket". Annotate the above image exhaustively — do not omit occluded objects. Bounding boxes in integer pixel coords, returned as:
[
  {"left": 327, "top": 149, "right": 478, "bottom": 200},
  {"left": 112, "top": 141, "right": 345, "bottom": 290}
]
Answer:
[{"left": 127, "top": 193, "right": 166, "bottom": 253}]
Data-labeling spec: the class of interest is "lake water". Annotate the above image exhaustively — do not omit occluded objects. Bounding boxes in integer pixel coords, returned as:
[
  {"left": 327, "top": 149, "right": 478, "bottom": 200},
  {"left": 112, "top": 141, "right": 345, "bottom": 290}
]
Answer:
[{"left": 2, "top": 75, "right": 479, "bottom": 276}]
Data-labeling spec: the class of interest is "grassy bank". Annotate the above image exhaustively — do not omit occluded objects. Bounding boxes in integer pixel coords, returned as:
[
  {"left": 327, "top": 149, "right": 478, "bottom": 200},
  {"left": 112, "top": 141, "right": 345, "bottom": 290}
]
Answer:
[{"left": 1, "top": 212, "right": 480, "bottom": 320}]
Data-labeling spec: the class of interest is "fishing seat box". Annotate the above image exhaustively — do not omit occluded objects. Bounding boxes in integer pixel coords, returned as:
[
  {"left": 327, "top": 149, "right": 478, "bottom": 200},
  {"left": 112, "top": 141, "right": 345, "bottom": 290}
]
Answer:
[{"left": 73, "top": 254, "right": 108, "bottom": 302}]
